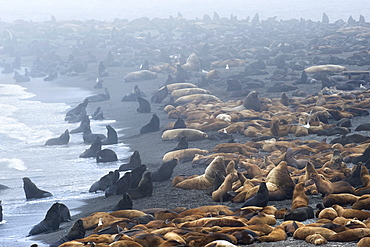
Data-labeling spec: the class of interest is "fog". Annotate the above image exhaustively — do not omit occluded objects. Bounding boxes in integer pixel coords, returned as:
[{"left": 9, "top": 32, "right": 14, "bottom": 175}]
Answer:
[{"left": 0, "top": 0, "right": 369, "bottom": 22}]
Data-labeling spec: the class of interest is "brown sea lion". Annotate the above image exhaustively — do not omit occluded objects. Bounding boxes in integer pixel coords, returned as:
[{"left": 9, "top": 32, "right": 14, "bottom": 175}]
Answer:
[
  {"left": 305, "top": 233, "right": 327, "bottom": 245},
  {"left": 258, "top": 226, "right": 287, "bottom": 242},
  {"left": 328, "top": 228, "right": 370, "bottom": 242},
  {"left": 323, "top": 193, "right": 359, "bottom": 207},
  {"left": 352, "top": 194, "right": 370, "bottom": 210},
  {"left": 310, "top": 173, "right": 354, "bottom": 196},
  {"left": 212, "top": 172, "right": 238, "bottom": 202},
  {"left": 291, "top": 182, "right": 309, "bottom": 210},
  {"left": 163, "top": 148, "right": 209, "bottom": 163},
  {"left": 293, "top": 226, "right": 336, "bottom": 240}
]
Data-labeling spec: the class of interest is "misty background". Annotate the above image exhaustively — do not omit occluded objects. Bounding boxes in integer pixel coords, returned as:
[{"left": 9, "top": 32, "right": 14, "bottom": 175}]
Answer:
[{"left": 0, "top": 0, "right": 368, "bottom": 23}]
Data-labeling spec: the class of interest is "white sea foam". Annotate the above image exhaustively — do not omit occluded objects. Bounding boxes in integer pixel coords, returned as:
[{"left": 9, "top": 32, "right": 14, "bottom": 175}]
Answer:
[{"left": 0, "top": 158, "right": 27, "bottom": 171}]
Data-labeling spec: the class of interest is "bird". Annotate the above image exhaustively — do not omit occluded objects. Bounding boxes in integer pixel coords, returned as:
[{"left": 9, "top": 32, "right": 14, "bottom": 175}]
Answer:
[{"left": 290, "top": 109, "right": 312, "bottom": 129}]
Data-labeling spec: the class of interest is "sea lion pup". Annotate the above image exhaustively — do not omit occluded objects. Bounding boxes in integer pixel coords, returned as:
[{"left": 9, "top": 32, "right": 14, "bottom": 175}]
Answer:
[
  {"left": 310, "top": 173, "right": 354, "bottom": 196},
  {"left": 119, "top": 150, "right": 141, "bottom": 171},
  {"left": 212, "top": 172, "right": 238, "bottom": 202},
  {"left": 258, "top": 225, "right": 287, "bottom": 242},
  {"left": 127, "top": 172, "right": 153, "bottom": 199},
  {"left": 91, "top": 106, "right": 104, "bottom": 120},
  {"left": 283, "top": 206, "right": 314, "bottom": 222},
  {"left": 44, "top": 129, "right": 70, "bottom": 145},
  {"left": 105, "top": 172, "right": 131, "bottom": 198},
  {"left": 123, "top": 70, "right": 157, "bottom": 82},
  {"left": 352, "top": 195, "right": 370, "bottom": 210},
  {"left": 85, "top": 87, "right": 110, "bottom": 102},
  {"left": 284, "top": 148, "right": 308, "bottom": 169},
  {"left": 83, "top": 125, "right": 106, "bottom": 144},
  {"left": 162, "top": 128, "right": 208, "bottom": 141},
  {"left": 136, "top": 96, "right": 151, "bottom": 113},
  {"left": 174, "top": 93, "right": 221, "bottom": 105},
  {"left": 151, "top": 85, "right": 168, "bottom": 103},
  {"left": 89, "top": 170, "right": 119, "bottom": 193},
  {"left": 151, "top": 159, "right": 178, "bottom": 182},
  {"left": 241, "top": 182, "right": 269, "bottom": 207},
  {"left": 291, "top": 182, "right": 309, "bottom": 210},
  {"left": 22, "top": 177, "right": 53, "bottom": 200},
  {"left": 28, "top": 202, "right": 62, "bottom": 236},
  {"left": 101, "top": 125, "right": 118, "bottom": 145},
  {"left": 163, "top": 148, "right": 208, "bottom": 163},
  {"left": 70, "top": 115, "right": 90, "bottom": 134},
  {"left": 49, "top": 219, "right": 85, "bottom": 247},
  {"left": 323, "top": 193, "right": 359, "bottom": 207},
  {"left": 114, "top": 192, "right": 133, "bottom": 211},
  {"left": 122, "top": 85, "right": 146, "bottom": 101},
  {"left": 174, "top": 117, "right": 186, "bottom": 129},
  {"left": 140, "top": 113, "right": 160, "bottom": 134},
  {"left": 65, "top": 98, "right": 89, "bottom": 121},
  {"left": 175, "top": 156, "right": 226, "bottom": 190},
  {"left": 79, "top": 137, "right": 102, "bottom": 158},
  {"left": 96, "top": 149, "right": 118, "bottom": 163},
  {"left": 304, "top": 64, "right": 347, "bottom": 73}
]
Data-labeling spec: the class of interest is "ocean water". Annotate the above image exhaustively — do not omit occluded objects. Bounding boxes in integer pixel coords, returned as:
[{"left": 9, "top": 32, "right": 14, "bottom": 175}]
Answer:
[{"left": 0, "top": 72, "right": 131, "bottom": 245}]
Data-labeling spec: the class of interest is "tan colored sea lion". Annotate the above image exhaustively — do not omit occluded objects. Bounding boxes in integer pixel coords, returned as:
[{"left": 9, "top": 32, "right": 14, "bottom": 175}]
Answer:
[
  {"left": 162, "top": 128, "right": 208, "bottom": 141},
  {"left": 318, "top": 207, "right": 338, "bottom": 220},
  {"left": 333, "top": 204, "right": 370, "bottom": 220},
  {"left": 310, "top": 173, "right": 354, "bottom": 196},
  {"left": 80, "top": 212, "right": 120, "bottom": 230},
  {"left": 171, "top": 88, "right": 211, "bottom": 98},
  {"left": 174, "top": 94, "right": 221, "bottom": 105},
  {"left": 304, "top": 64, "right": 347, "bottom": 73},
  {"left": 323, "top": 193, "right": 359, "bottom": 207},
  {"left": 165, "top": 82, "right": 198, "bottom": 92},
  {"left": 123, "top": 70, "right": 157, "bottom": 82},
  {"left": 358, "top": 237, "right": 370, "bottom": 247},
  {"left": 305, "top": 233, "right": 327, "bottom": 245},
  {"left": 291, "top": 182, "right": 309, "bottom": 210},
  {"left": 328, "top": 228, "right": 370, "bottom": 242},
  {"left": 212, "top": 143, "right": 258, "bottom": 156},
  {"left": 175, "top": 156, "right": 225, "bottom": 190},
  {"left": 163, "top": 148, "right": 209, "bottom": 163},
  {"left": 258, "top": 226, "right": 287, "bottom": 242},
  {"left": 352, "top": 194, "right": 370, "bottom": 210},
  {"left": 212, "top": 172, "right": 238, "bottom": 202},
  {"left": 181, "top": 53, "right": 200, "bottom": 71},
  {"left": 293, "top": 226, "right": 336, "bottom": 240}
]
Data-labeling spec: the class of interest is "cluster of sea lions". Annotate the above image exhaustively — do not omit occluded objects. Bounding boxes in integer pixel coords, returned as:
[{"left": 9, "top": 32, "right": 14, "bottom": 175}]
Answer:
[{"left": 3, "top": 10, "right": 370, "bottom": 246}]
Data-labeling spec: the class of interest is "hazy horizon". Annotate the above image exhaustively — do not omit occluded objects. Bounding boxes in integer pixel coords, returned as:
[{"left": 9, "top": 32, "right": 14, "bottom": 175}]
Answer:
[{"left": 0, "top": 0, "right": 369, "bottom": 23}]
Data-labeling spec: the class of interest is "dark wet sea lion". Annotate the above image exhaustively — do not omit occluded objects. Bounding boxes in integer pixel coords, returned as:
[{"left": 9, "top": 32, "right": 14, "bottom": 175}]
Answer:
[
  {"left": 28, "top": 202, "right": 62, "bottom": 236},
  {"left": 59, "top": 203, "right": 72, "bottom": 222},
  {"left": 79, "top": 137, "right": 102, "bottom": 158},
  {"left": 129, "top": 165, "right": 147, "bottom": 189},
  {"left": 127, "top": 172, "right": 153, "bottom": 199},
  {"left": 241, "top": 182, "right": 269, "bottom": 207},
  {"left": 89, "top": 170, "right": 120, "bottom": 193},
  {"left": 283, "top": 206, "right": 314, "bottom": 222},
  {"left": 119, "top": 150, "right": 141, "bottom": 171},
  {"left": 96, "top": 149, "right": 118, "bottom": 162},
  {"left": 168, "top": 136, "right": 188, "bottom": 153},
  {"left": 140, "top": 113, "right": 160, "bottom": 134},
  {"left": 151, "top": 85, "right": 168, "bottom": 103},
  {"left": 13, "top": 71, "right": 30, "bottom": 82},
  {"left": 83, "top": 125, "right": 106, "bottom": 144},
  {"left": 91, "top": 107, "right": 104, "bottom": 120},
  {"left": 105, "top": 172, "right": 131, "bottom": 198},
  {"left": 67, "top": 107, "right": 87, "bottom": 123},
  {"left": 94, "top": 78, "right": 103, "bottom": 89},
  {"left": 49, "top": 219, "right": 85, "bottom": 247},
  {"left": 65, "top": 99, "right": 88, "bottom": 122},
  {"left": 44, "top": 129, "right": 70, "bottom": 145},
  {"left": 173, "top": 117, "right": 186, "bottom": 129},
  {"left": 114, "top": 192, "right": 133, "bottom": 210},
  {"left": 0, "top": 201, "right": 2, "bottom": 222},
  {"left": 137, "top": 96, "right": 151, "bottom": 113},
  {"left": 122, "top": 85, "right": 146, "bottom": 101},
  {"left": 70, "top": 115, "right": 90, "bottom": 134},
  {"left": 22, "top": 177, "right": 53, "bottom": 200},
  {"left": 101, "top": 125, "right": 118, "bottom": 145},
  {"left": 352, "top": 145, "right": 370, "bottom": 164},
  {"left": 151, "top": 159, "right": 178, "bottom": 182}
]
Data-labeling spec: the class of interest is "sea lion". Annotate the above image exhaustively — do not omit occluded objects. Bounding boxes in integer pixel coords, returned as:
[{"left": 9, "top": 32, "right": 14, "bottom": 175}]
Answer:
[
  {"left": 49, "top": 219, "right": 85, "bottom": 247},
  {"left": 162, "top": 128, "right": 208, "bottom": 141},
  {"left": 123, "top": 70, "right": 157, "bottom": 82},
  {"left": 151, "top": 159, "right": 178, "bottom": 182},
  {"left": 212, "top": 172, "right": 238, "bottom": 202},
  {"left": 174, "top": 94, "right": 221, "bottom": 105},
  {"left": 119, "top": 150, "right": 141, "bottom": 171},
  {"left": 114, "top": 192, "right": 133, "bottom": 211},
  {"left": 0, "top": 201, "right": 2, "bottom": 222},
  {"left": 105, "top": 172, "right": 131, "bottom": 198},
  {"left": 304, "top": 64, "right": 347, "bottom": 73},
  {"left": 171, "top": 88, "right": 211, "bottom": 98},
  {"left": 323, "top": 193, "right": 359, "bottom": 207},
  {"left": 259, "top": 225, "right": 287, "bottom": 242},
  {"left": 310, "top": 173, "right": 354, "bottom": 196},
  {"left": 283, "top": 206, "right": 314, "bottom": 221},
  {"left": 79, "top": 137, "right": 102, "bottom": 158},
  {"left": 89, "top": 170, "right": 120, "bottom": 193},
  {"left": 127, "top": 172, "right": 153, "bottom": 199},
  {"left": 96, "top": 149, "right": 118, "bottom": 163},
  {"left": 13, "top": 71, "right": 30, "bottom": 82},
  {"left": 122, "top": 85, "right": 146, "bottom": 101},
  {"left": 44, "top": 129, "right": 70, "bottom": 145},
  {"left": 151, "top": 85, "right": 168, "bottom": 103},
  {"left": 94, "top": 78, "right": 103, "bottom": 89},
  {"left": 65, "top": 99, "right": 89, "bottom": 122},
  {"left": 358, "top": 237, "right": 370, "bottom": 247},
  {"left": 28, "top": 202, "right": 62, "bottom": 236},
  {"left": 243, "top": 91, "right": 261, "bottom": 112},
  {"left": 291, "top": 182, "right": 309, "bottom": 210},
  {"left": 241, "top": 182, "right": 269, "bottom": 207},
  {"left": 101, "top": 125, "right": 118, "bottom": 145},
  {"left": 352, "top": 195, "right": 370, "bottom": 210},
  {"left": 328, "top": 228, "right": 370, "bottom": 242},
  {"left": 70, "top": 115, "right": 90, "bottom": 134},
  {"left": 129, "top": 165, "right": 147, "bottom": 189},
  {"left": 293, "top": 226, "right": 336, "bottom": 240},
  {"left": 137, "top": 96, "right": 151, "bottom": 113},
  {"left": 67, "top": 107, "right": 87, "bottom": 124},
  {"left": 305, "top": 233, "right": 327, "bottom": 245},
  {"left": 22, "top": 177, "right": 53, "bottom": 200},
  {"left": 85, "top": 87, "right": 110, "bottom": 102},
  {"left": 91, "top": 107, "right": 104, "bottom": 120},
  {"left": 140, "top": 113, "right": 160, "bottom": 134},
  {"left": 163, "top": 148, "right": 209, "bottom": 163},
  {"left": 168, "top": 136, "right": 188, "bottom": 152},
  {"left": 83, "top": 125, "right": 106, "bottom": 144}
]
